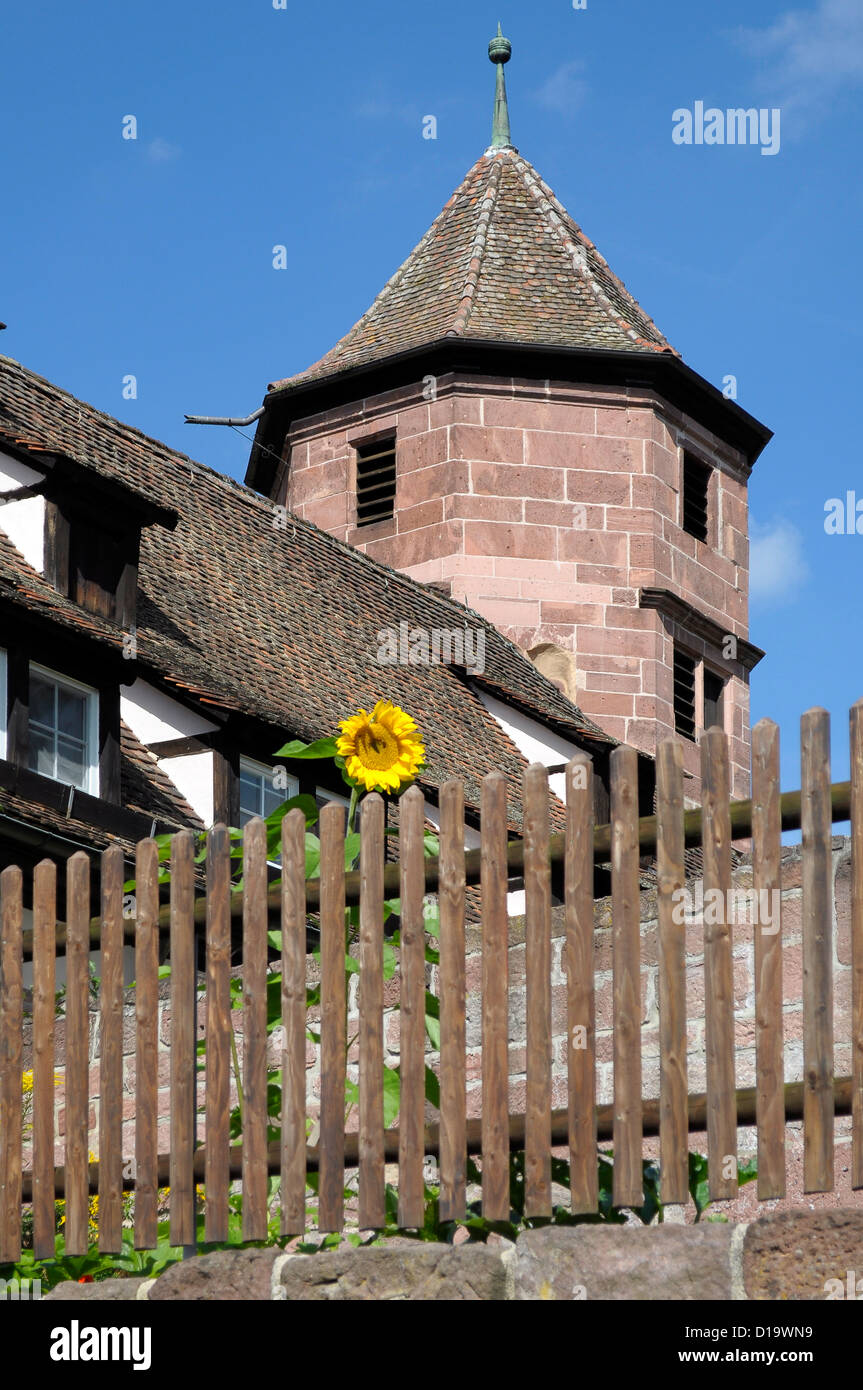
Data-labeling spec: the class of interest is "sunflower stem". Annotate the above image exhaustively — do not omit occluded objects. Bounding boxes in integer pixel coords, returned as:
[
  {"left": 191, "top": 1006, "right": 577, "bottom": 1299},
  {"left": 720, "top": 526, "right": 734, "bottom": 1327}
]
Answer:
[{"left": 347, "top": 784, "right": 359, "bottom": 838}]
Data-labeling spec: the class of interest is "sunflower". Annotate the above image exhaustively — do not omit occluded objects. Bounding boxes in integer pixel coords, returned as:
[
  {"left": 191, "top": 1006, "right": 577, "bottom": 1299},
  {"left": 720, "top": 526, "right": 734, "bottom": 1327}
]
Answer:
[{"left": 337, "top": 700, "right": 425, "bottom": 793}]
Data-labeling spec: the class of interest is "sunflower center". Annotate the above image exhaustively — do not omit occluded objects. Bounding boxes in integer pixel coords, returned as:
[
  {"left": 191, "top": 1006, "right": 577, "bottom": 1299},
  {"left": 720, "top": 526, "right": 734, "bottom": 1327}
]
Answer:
[{"left": 355, "top": 722, "right": 400, "bottom": 771}]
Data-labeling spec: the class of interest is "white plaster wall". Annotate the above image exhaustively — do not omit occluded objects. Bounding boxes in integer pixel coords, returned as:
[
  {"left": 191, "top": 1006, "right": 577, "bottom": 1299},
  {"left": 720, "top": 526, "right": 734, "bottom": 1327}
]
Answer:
[
  {"left": 422, "top": 799, "right": 482, "bottom": 851},
  {"left": 158, "top": 749, "right": 214, "bottom": 827},
  {"left": 0, "top": 451, "right": 45, "bottom": 573},
  {"left": 477, "top": 689, "right": 584, "bottom": 803},
  {"left": 121, "top": 678, "right": 220, "bottom": 745}
]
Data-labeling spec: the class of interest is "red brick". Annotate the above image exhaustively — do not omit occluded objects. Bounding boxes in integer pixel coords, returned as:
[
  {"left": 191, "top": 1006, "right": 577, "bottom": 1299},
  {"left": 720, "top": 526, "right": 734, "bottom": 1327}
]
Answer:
[
  {"left": 303, "top": 494, "right": 349, "bottom": 531},
  {"left": 471, "top": 460, "right": 563, "bottom": 500},
  {"left": 538, "top": 602, "right": 604, "bottom": 625},
  {"left": 445, "top": 493, "right": 521, "bottom": 523},
  {"left": 450, "top": 424, "right": 524, "bottom": 465},
  {"left": 595, "top": 406, "right": 652, "bottom": 438},
  {"left": 559, "top": 530, "right": 627, "bottom": 566},
  {"left": 396, "top": 498, "right": 444, "bottom": 532},
  {"left": 464, "top": 520, "right": 557, "bottom": 560},
  {"left": 397, "top": 460, "right": 470, "bottom": 508},
  {"left": 524, "top": 499, "right": 603, "bottom": 528},
  {"left": 567, "top": 470, "right": 631, "bottom": 506}
]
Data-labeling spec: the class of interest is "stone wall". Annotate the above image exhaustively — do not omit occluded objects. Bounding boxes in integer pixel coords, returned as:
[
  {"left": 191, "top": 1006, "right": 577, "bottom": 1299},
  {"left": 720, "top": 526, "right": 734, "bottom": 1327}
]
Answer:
[{"left": 42, "top": 1210, "right": 863, "bottom": 1301}]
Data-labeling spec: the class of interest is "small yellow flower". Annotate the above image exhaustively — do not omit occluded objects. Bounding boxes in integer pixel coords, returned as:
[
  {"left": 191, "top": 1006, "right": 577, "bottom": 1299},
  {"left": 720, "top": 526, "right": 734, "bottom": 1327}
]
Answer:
[
  {"left": 21, "top": 1070, "right": 34, "bottom": 1094},
  {"left": 337, "top": 700, "right": 424, "bottom": 793}
]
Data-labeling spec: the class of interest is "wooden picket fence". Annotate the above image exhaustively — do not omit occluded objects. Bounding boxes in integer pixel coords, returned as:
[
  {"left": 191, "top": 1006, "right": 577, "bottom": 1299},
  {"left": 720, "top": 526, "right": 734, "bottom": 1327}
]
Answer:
[{"left": 1, "top": 706, "right": 862, "bottom": 1260}]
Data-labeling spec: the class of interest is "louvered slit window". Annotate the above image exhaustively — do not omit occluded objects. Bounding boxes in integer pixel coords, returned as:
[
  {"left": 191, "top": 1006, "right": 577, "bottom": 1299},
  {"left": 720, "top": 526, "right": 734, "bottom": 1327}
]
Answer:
[
  {"left": 682, "top": 452, "right": 710, "bottom": 542},
  {"left": 673, "top": 646, "right": 697, "bottom": 742},
  {"left": 356, "top": 437, "right": 396, "bottom": 527}
]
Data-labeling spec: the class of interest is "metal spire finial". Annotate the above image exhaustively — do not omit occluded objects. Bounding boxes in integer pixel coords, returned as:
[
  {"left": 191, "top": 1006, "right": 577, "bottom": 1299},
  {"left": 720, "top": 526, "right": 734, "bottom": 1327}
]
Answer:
[{"left": 488, "top": 24, "right": 515, "bottom": 151}]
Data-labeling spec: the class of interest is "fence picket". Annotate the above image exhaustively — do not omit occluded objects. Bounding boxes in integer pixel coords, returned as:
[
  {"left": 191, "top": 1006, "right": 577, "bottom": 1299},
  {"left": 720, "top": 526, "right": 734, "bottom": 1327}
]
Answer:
[
  {"left": 318, "top": 801, "right": 346, "bottom": 1233},
  {"left": 4, "top": 701, "right": 862, "bottom": 1254},
  {"left": 243, "top": 817, "right": 269, "bottom": 1241},
  {"left": 281, "top": 808, "right": 308, "bottom": 1236},
  {"left": 358, "top": 793, "right": 385, "bottom": 1231},
  {"left": 98, "top": 843, "right": 124, "bottom": 1252},
  {"left": 205, "top": 825, "right": 231, "bottom": 1243},
  {"left": 524, "top": 763, "right": 552, "bottom": 1218},
  {"left": 0, "top": 866, "right": 23, "bottom": 1263},
  {"left": 134, "top": 839, "right": 160, "bottom": 1250},
  {"left": 701, "top": 727, "right": 737, "bottom": 1201},
  {"left": 657, "top": 739, "right": 688, "bottom": 1205},
  {"left": 65, "top": 852, "right": 90, "bottom": 1255},
  {"left": 801, "top": 708, "right": 834, "bottom": 1192},
  {"left": 752, "top": 719, "right": 785, "bottom": 1199},
  {"left": 398, "top": 786, "right": 426, "bottom": 1229},
  {"left": 439, "top": 779, "right": 467, "bottom": 1223},
  {"left": 481, "top": 770, "right": 509, "bottom": 1221},
  {"left": 169, "top": 830, "right": 196, "bottom": 1247},
  {"left": 566, "top": 755, "right": 596, "bottom": 1215},
  {"left": 852, "top": 700, "right": 863, "bottom": 1190},
  {"left": 32, "top": 859, "right": 57, "bottom": 1260},
  {"left": 611, "top": 745, "right": 643, "bottom": 1208}
]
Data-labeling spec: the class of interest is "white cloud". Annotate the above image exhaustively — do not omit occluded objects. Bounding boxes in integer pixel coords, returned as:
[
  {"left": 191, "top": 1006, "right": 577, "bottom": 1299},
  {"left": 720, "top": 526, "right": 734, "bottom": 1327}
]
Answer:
[
  {"left": 750, "top": 519, "right": 810, "bottom": 603},
  {"left": 146, "top": 137, "right": 181, "bottom": 164},
  {"left": 736, "top": 0, "right": 863, "bottom": 126},
  {"left": 533, "top": 61, "right": 588, "bottom": 117}
]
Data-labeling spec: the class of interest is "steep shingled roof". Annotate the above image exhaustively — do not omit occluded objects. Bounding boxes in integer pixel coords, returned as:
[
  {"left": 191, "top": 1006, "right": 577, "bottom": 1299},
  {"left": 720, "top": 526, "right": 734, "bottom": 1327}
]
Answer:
[
  {"left": 0, "top": 355, "right": 616, "bottom": 832},
  {"left": 269, "top": 147, "right": 676, "bottom": 394}
]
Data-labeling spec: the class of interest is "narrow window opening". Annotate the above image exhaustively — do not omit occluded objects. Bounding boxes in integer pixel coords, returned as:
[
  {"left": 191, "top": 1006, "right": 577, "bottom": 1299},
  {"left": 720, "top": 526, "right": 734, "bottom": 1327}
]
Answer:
[
  {"left": 356, "top": 437, "right": 396, "bottom": 527},
  {"left": 673, "top": 646, "right": 697, "bottom": 742},
  {"left": 682, "top": 452, "right": 710, "bottom": 543},
  {"left": 703, "top": 668, "right": 725, "bottom": 731}
]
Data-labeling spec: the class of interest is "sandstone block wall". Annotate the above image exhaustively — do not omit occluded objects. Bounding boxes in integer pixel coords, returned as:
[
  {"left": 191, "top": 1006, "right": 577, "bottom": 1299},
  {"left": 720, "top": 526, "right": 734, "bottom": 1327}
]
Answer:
[{"left": 279, "top": 373, "right": 753, "bottom": 797}]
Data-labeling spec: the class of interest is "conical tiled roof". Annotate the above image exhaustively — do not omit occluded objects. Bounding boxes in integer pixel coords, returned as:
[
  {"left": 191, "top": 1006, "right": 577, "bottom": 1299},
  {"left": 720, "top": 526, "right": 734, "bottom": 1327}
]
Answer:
[{"left": 270, "top": 146, "right": 677, "bottom": 393}]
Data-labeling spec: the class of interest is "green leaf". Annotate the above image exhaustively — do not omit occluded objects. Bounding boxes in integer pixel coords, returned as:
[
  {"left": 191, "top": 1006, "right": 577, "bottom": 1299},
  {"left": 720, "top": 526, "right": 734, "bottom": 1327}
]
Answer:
[
  {"left": 382, "top": 1066, "right": 401, "bottom": 1128},
  {"left": 305, "top": 834, "right": 321, "bottom": 879},
  {"left": 264, "top": 794, "right": 319, "bottom": 827},
  {"left": 382, "top": 941, "right": 397, "bottom": 982},
  {"left": 344, "top": 833, "right": 361, "bottom": 869},
  {"left": 275, "top": 736, "right": 339, "bottom": 759}
]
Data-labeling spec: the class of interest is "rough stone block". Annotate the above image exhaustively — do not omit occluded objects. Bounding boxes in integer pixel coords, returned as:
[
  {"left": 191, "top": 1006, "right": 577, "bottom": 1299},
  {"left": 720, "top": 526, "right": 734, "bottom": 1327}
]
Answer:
[
  {"left": 44, "top": 1277, "right": 146, "bottom": 1301},
  {"left": 148, "top": 1248, "right": 280, "bottom": 1301},
  {"left": 278, "top": 1244, "right": 508, "bottom": 1301},
  {"left": 743, "top": 1210, "right": 863, "bottom": 1300},
  {"left": 513, "top": 1224, "right": 735, "bottom": 1300}
]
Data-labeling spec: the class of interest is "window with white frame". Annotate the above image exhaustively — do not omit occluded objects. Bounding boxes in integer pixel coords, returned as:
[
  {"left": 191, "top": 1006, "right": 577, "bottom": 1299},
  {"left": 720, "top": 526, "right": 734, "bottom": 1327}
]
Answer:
[
  {"left": 239, "top": 757, "right": 298, "bottom": 827},
  {"left": 28, "top": 663, "right": 99, "bottom": 794},
  {"left": 314, "top": 786, "right": 351, "bottom": 833},
  {"left": 0, "top": 649, "right": 7, "bottom": 760}
]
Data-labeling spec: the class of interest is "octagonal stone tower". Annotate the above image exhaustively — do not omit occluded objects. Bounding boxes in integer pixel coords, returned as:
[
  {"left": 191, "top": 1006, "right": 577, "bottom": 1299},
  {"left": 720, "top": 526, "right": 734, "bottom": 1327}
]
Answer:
[{"left": 245, "top": 34, "right": 771, "bottom": 801}]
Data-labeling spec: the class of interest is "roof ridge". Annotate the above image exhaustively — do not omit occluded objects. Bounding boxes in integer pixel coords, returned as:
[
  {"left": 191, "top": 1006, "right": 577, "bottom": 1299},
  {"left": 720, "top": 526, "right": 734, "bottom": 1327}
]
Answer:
[
  {"left": 270, "top": 162, "right": 492, "bottom": 392},
  {"left": 448, "top": 154, "right": 505, "bottom": 338},
  {"left": 0, "top": 355, "right": 286, "bottom": 519},
  {"left": 511, "top": 154, "right": 671, "bottom": 354}
]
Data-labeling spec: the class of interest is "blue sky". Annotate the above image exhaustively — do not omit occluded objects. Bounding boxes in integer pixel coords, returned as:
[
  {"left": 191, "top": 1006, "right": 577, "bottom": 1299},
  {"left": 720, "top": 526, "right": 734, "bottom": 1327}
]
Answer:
[{"left": 1, "top": 0, "right": 861, "bottom": 793}]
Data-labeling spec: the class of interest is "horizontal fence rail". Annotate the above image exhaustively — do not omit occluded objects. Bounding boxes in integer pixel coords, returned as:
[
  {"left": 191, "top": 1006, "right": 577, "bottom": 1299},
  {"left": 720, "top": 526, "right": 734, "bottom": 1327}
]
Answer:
[
  {"left": 19, "top": 782, "right": 857, "bottom": 955},
  {"left": 1, "top": 706, "right": 862, "bottom": 1261}
]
